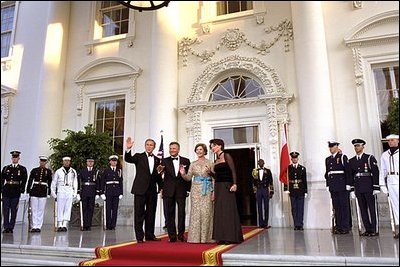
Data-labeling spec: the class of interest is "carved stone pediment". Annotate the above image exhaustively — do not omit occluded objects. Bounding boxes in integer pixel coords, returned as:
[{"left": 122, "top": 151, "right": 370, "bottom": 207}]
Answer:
[
  {"left": 74, "top": 57, "right": 142, "bottom": 84},
  {"left": 180, "top": 56, "right": 292, "bottom": 143},
  {"left": 344, "top": 10, "right": 399, "bottom": 47}
]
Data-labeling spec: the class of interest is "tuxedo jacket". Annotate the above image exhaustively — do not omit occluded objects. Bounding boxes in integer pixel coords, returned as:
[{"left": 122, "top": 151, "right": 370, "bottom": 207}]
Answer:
[
  {"left": 162, "top": 156, "right": 191, "bottom": 198},
  {"left": 124, "top": 151, "right": 163, "bottom": 195}
]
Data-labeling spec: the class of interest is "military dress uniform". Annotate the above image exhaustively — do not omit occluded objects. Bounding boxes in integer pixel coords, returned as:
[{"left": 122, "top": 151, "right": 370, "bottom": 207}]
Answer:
[
  {"left": 252, "top": 166, "right": 274, "bottom": 228},
  {"left": 1, "top": 152, "right": 28, "bottom": 233},
  {"left": 100, "top": 162, "right": 123, "bottom": 230},
  {"left": 287, "top": 152, "right": 307, "bottom": 230},
  {"left": 26, "top": 158, "right": 52, "bottom": 232},
  {"left": 50, "top": 163, "right": 78, "bottom": 231},
  {"left": 78, "top": 166, "right": 100, "bottom": 230},
  {"left": 379, "top": 134, "right": 399, "bottom": 238},
  {"left": 325, "top": 143, "right": 352, "bottom": 234},
  {"left": 349, "top": 144, "right": 380, "bottom": 236}
]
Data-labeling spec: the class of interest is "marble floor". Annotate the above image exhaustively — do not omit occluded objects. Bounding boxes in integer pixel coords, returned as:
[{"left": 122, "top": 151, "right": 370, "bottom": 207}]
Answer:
[{"left": 1, "top": 223, "right": 399, "bottom": 263}]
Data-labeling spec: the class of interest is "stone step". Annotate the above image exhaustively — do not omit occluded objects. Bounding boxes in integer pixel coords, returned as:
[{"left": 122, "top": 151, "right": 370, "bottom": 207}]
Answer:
[
  {"left": 1, "top": 244, "right": 94, "bottom": 266},
  {"left": 222, "top": 253, "right": 399, "bottom": 266}
]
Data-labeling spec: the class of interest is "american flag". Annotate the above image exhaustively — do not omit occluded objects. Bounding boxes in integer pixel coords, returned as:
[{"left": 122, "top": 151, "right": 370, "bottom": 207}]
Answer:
[{"left": 157, "top": 134, "right": 164, "bottom": 160}]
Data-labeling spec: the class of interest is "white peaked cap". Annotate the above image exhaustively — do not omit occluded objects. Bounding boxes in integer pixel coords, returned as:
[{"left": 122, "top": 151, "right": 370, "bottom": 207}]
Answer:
[{"left": 386, "top": 134, "right": 399, "bottom": 140}]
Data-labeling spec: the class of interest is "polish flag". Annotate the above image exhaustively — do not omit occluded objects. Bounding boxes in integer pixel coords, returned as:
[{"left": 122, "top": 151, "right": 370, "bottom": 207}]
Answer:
[{"left": 279, "top": 124, "right": 290, "bottom": 184}]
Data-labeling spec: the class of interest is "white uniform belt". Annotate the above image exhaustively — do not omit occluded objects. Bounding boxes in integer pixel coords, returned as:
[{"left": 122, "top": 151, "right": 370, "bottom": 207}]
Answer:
[
  {"left": 33, "top": 181, "right": 48, "bottom": 186},
  {"left": 106, "top": 181, "right": 119, "bottom": 184},
  {"left": 83, "top": 182, "right": 96, "bottom": 186},
  {"left": 328, "top": 171, "right": 344, "bottom": 175},
  {"left": 355, "top": 173, "right": 371, "bottom": 177}
]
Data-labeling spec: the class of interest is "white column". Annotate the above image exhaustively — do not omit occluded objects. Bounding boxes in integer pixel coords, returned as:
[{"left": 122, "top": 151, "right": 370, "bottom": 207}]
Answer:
[
  {"left": 149, "top": 5, "right": 178, "bottom": 143},
  {"left": 291, "top": 1, "right": 334, "bottom": 229},
  {"left": 31, "top": 1, "right": 70, "bottom": 159},
  {"left": 148, "top": 4, "right": 179, "bottom": 228}
]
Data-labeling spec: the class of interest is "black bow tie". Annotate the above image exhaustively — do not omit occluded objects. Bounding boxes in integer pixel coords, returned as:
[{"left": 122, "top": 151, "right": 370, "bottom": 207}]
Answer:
[
  {"left": 148, "top": 154, "right": 153, "bottom": 157},
  {"left": 172, "top": 157, "right": 179, "bottom": 160}
]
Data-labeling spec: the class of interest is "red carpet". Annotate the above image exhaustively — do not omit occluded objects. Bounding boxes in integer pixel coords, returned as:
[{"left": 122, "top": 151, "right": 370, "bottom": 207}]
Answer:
[{"left": 80, "top": 227, "right": 265, "bottom": 266}]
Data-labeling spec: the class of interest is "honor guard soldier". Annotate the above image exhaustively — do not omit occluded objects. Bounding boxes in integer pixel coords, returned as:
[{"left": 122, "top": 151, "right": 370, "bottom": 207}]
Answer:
[
  {"left": 325, "top": 141, "right": 352, "bottom": 234},
  {"left": 50, "top": 156, "right": 78, "bottom": 232},
  {"left": 252, "top": 159, "right": 274, "bottom": 229},
  {"left": 26, "top": 156, "right": 52, "bottom": 233},
  {"left": 77, "top": 156, "right": 100, "bottom": 231},
  {"left": 100, "top": 155, "right": 123, "bottom": 230},
  {"left": 379, "top": 134, "right": 399, "bottom": 239},
  {"left": 285, "top": 152, "right": 307, "bottom": 230},
  {"left": 1, "top": 151, "right": 28, "bottom": 233},
  {"left": 348, "top": 139, "right": 380, "bottom": 236}
]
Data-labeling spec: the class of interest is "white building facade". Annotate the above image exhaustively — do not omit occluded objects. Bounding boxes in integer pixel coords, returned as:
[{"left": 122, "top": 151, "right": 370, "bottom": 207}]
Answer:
[{"left": 1, "top": 1, "right": 399, "bottom": 229}]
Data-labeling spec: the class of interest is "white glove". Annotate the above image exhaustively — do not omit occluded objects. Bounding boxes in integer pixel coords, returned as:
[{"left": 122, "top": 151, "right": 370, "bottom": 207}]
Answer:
[
  {"left": 119, "top": 195, "right": 123, "bottom": 200},
  {"left": 51, "top": 192, "right": 57, "bottom": 199},
  {"left": 95, "top": 195, "right": 99, "bottom": 200},
  {"left": 380, "top": 186, "right": 388, "bottom": 195},
  {"left": 47, "top": 195, "right": 51, "bottom": 199},
  {"left": 326, "top": 187, "right": 330, "bottom": 192},
  {"left": 346, "top": 185, "right": 351, "bottom": 191},
  {"left": 101, "top": 194, "right": 106, "bottom": 200},
  {"left": 76, "top": 194, "right": 81, "bottom": 201},
  {"left": 350, "top": 191, "right": 356, "bottom": 199},
  {"left": 284, "top": 191, "right": 290, "bottom": 194},
  {"left": 304, "top": 193, "right": 308, "bottom": 198},
  {"left": 19, "top": 193, "right": 29, "bottom": 201},
  {"left": 373, "top": 190, "right": 380, "bottom": 196}
]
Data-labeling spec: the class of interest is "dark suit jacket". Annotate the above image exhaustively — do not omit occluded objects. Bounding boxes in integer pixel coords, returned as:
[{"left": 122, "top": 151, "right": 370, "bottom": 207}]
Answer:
[
  {"left": 162, "top": 156, "right": 191, "bottom": 198},
  {"left": 124, "top": 151, "right": 163, "bottom": 195},
  {"left": 253, "top": 167, "right": 273, "bottom": 191}
]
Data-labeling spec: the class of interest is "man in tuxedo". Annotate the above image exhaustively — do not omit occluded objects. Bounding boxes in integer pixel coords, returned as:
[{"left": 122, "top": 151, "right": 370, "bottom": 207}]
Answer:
[
  {"left": 124, "top": 137, "right": 163, "bottom": 243},
  {"left": 159, "top": 142, "right": 191, "bottom": 242}
]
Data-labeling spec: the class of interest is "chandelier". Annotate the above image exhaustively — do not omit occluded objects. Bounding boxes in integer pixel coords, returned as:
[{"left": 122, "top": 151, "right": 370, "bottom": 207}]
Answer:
[{"left": 118, "top": 1, "right": 170, "bottom": 12}]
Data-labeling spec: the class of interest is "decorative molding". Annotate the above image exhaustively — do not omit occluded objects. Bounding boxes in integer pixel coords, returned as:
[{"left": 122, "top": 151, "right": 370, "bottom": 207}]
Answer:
[
  {"left": 351, "top": 48, "right": 364, "bottom": 87},
  {"left": 184, "top": 55, "right": 287, "bottom": 105},
  {"left": 256, "top": 15, "right": 264, "bottom": 25},
  {"left": 353, "top": 1, "right": 363, "bottom": 9},
  {"left": 1, "top": 85, "right": 17, "bottom": 124},
  {"left": 344, "top": 10, "right": 399, "bottom": 47},
  {"left": 202, "top": 23, "right": 211, "bottom": 34},
  {"left": 1, "top": 59, "right": 12, "bottom": 71},
  {"left": 344, "top": 11, "right": 398, "bottom": 87},
  {"left": 185, "top": 111, "right": 202, "bottom": 143},
  {"left": 180, "top": 56, "right": 292, "bottom": 148},
  {"left": 74, "top": 57, "right": 142, "bottom": 113},
  {"left": 179, "top": 19, "right": 293, "bottom": 67}
]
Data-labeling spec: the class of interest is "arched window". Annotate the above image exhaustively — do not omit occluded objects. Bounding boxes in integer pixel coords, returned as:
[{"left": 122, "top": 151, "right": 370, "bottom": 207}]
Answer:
[{"left": 209, "top": 75, "right": 264, "bottom": 101}]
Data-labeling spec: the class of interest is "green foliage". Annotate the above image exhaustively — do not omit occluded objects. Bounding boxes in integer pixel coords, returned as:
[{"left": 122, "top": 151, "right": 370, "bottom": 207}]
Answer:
[
  {"left": 48, "top": 125, "right": 114, "bottom": 171},
  {"left": 387, "top": 97, "right": 399, "bottom": 134}
]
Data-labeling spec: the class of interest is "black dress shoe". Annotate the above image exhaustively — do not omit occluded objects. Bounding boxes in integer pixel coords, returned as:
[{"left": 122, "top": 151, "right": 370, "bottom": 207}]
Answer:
[
  {"left": 299, "top": 227, "right": 304, "bottom": 231},
  {"left": 2, "top": 229, "right": 9, "bottom": 233},
  {"left": 178, "top": 236, "right": 187, "bottom": 242},
  {"left": 146, "top": 237, "right": 161, "bottom": 241},
  {"left": 63, "top": 227, "right": 68, "bottom": 232},
  {"left": 368, "top": 232, "right": 379, "bottom": 237},
  {"left": 294, "top": 227, "right": 298, "bottom": 231},
  {"left": 137, "top": 240, "right": 144, "bottom": 243},
  {"left": 169, "top": 238, "right": 177, "bottom": 243},
  {"left": 360, "top": 231, "right": 369, "bottom": 236},
  {"left": 394, "top": 233, "right": 399, "bottom": 239},
  {"left": 9, "top": 229, "right": 13, "bottom": 233},
  {"left": 37, "top": 229, "right": 41, "bottom": 233},
  {"left": 265, "top": 225, "right": 271, "bottom": 229}
]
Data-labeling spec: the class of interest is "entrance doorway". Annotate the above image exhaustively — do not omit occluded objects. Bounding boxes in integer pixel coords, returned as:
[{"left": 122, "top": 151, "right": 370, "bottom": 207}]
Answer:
[{"left": 225, "top": 148, "right": 257, "bottom": 226}]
